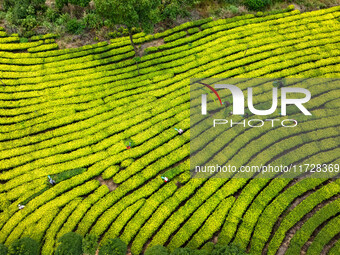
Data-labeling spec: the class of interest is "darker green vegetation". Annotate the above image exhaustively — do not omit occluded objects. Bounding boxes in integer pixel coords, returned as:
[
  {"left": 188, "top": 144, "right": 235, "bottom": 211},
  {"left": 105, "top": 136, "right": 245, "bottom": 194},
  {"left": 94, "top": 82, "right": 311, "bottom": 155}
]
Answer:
[
  {"left": 56, "top": 0, "right": 91, "bottom": 9},
  {"left": 144, "top": 244, "right": 247, "bottom": 255},
  {"left": 0, "top": 234, "right": 247, "bottom": 255},
  {"left": 51, "top": 167, "right": 86, "bottom": 182},
  {"left": 18, "top": 168, "right": 86, "bottom": 206},
  {"left": 55, "top": 232, "right": 83, "bottom": 255},
  {"left": 98, "top": 238, "right": 127, "bottom": 255},
  {"left": 82, "top": 234, "right": 99, "bottom": 255},
  {"left": 0, "top": 0, "right": 335, "bottom": 40},
  {"left": 0, "top": 244, "right": 7, "bottom": 255},
  {"left": 94, "top": 0, "right": 161, "bottom": 67},
  {"left": 1, "top": 0, "right": 46, "bottom": 36},
  {"left": 145, "top": 245, "right": 170, "bottom": 255},
  {"left": 7, "top": 237, "right": 39, "bottom": 255},
  {"left": 211, "top": 244, "right": 247, "bottom": 255},
  {"left": 244, "top": 0, "right": 272, "bottom": 10}
]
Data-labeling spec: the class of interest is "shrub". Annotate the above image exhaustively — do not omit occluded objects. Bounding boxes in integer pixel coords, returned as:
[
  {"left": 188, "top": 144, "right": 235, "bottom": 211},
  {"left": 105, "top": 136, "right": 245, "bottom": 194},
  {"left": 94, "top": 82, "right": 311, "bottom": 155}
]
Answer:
[
  {"left": 3, "top": 0, "right": 14, "bottom": 11},
  {"left": 98, "top": 238, "right": 127, "bottom": 255},
  {"left": 201, "top": 242, "right": 214, "bottom": 253},
  {"left": 56, "top": 0, "right": 91, "bottom": 9},
  {"left": 20, "top": 15, "right": 37, "bottom": 30},
  {"left": 121, "top": 159, "right": 134, "bottom": 168},
  {"left": 188, "top": 27, "right": 199, "bottom": 34},
  {"left": 145, "top": 245, "right": 169, "bottom": 255},
  {"left": 46, "top": 8, "right": 59, "bottom": 22},
  {"left": 171, "top": 247, "right": 195, "bottom": 255},
  {"left": 83, "top": 13, "right": 103, "bottom": 29},
  {"left": 161, "top": 1, "right": 189, "bottom": 21},
  {"left": 170, "top": 248, "right": 210, "bottom": 255},
  {"left": 122, "top": 29, "right": 129, "bottom": 36},
  {"left": 71, "top": 0, "right": 91, "bottom": 7},
  {"left": 288, "top": 4, "right": 295, "bottom": 10},
  {"left": 0, "top": 244, "right": 8, "bottom": 255},
  {"left": 8, "top": 237, "right": 39, "bottom": 255},
  {"left": 56, "top": 13, "right": 71, "bottom": 26},
  {"left": 211, "top": 244, "right": 247, "bottom": 255},
  {"left": 82, "top": 234, "right": 98, "bottom": 255},
  {"left": 4, "top": 10, "right": 15, "bottom": 24},
  {"left": 12, "top": 4, "right": 30, "bottom": 21},
  {"left": 244, "top": 0, "right": 271, "bottom": 11},
  {"left": 20, "top": 37, "right": 29, "bottom": 43},
  {"left": 55, "top": 232, "right": 83, "bottom": 255},
  {"left": 66, "top": 18, "right": 85, "bottom": 34},
  {"left": 52, "top": 168, "right": 87, "bottom": 183},
  {"left": 131, "top": 27, "right": 141, "bottom": 33},
  {"left": 107, "top": 32, "right": 117, "bottom": 39},
  {"left": 102, "top": 165, "right": 119, "bottom": 179},
  {"left": 193, "top": 250, "right": 210, "bottom": 255},
  {"left": 4, "top": 0, "right": 45, "bottom": 23},
  {"left": 103, "top": 19, "right": 114, "bottom": 28},
  {"left": 21, "top": 187, "right": 49, "bottom": 205}
]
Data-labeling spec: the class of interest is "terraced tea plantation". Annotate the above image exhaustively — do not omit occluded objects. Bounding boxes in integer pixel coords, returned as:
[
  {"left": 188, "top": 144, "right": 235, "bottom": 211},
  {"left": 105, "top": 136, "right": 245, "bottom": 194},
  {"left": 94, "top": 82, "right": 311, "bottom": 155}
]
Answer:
[{"left": 0, "top": 5, "right": 340, "bottom": 255}]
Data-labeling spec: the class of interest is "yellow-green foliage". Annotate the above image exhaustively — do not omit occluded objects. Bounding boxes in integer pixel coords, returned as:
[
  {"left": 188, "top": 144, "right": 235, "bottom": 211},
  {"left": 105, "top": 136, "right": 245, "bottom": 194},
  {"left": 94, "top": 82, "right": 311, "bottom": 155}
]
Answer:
[{"left": 0, "top": 6, "right": 339, "bottom": 255}]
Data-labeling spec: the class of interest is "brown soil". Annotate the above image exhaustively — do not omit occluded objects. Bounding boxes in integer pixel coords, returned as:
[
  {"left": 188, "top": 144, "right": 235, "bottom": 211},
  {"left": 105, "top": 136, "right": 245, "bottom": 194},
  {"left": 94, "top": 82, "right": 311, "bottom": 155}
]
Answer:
[
  {"left": 273, "top": 190, "right": 317, "bottom": 255},
  {"left": 138, "top": 38, "right": 164, "bottom": 57},
  {"left": 292, "top": 3, "right": 304, "bottom": 12},
  {"left": 45, "top": 0, "right": 55, "bottom": 8},
  {"left": 175, "top": 181, "right": 182, "bottom": 188},
  {"left": 212, "top": 235, "right": 218, "bottom": 244},
  {"left": 46, "top": 0, "right": 95, "bottom": 16},
  {"left": 55, "top": 32, "right": 110, "bottom": 49},
  {"left": 95, "top": 176, "right": 118, "bottom": 191},
  {"left": 321, "top": 233, "right": 340, "bottom": 255},
  {"left": 142, "top": 239, "right": 152, "bottom": 255},
  {"left": 272, "top": 191, "right": 340, "bottom": 255}
]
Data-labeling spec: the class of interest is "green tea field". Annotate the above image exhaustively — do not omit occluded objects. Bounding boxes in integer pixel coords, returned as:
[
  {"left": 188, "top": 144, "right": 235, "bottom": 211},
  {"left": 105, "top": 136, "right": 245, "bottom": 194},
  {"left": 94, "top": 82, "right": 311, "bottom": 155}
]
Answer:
[{"left": 0, "top": 5, "right": 340, "bottom": 255}]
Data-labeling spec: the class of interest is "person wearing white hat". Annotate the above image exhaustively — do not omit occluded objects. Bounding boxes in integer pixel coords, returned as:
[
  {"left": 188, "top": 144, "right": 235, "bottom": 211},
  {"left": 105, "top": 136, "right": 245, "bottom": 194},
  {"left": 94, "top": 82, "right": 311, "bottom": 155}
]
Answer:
[
  {"left": 174, "top": 128, "right": 183, "bottom": 135},
  {"left": 161, "top": 176, "right": 169, "bottom": 182}
]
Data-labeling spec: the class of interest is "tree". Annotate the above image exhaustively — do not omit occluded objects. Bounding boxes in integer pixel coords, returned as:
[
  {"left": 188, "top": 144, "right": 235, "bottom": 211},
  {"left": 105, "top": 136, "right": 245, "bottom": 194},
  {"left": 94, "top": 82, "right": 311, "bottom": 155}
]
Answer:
[
  {"left": 98, "top": 238, "right": 127, "bottom": 255},
  {"left": 94, "top": 0, "right": 161, "bottom": 65},
  {"left": 0, "top": 243, "right": 8, "bottom": 255},
  {"left": 159, "top": 0, "right": 195, "bottom": 21},
  {"left": 211, "top": 244, "right": 247, "bottom": 255},
  {"left": 171, "top": 247, "right": 209, "bottom": 255},
  {"left": 2, "top": 0, "right": 45, "bottom": 36},
  {"left": 8, "top": 237, "right": 39, "bottom": 255},
  {"left": 171, "top": 247, "right": 194, "bottom": 255},
  {"left": 3, "top": 0, "right": 45, "bottom": 19},
  {"left": 145, "top": 245, "right": 169, "bottom": 255},
  {"left": 56, "top": 0, "right": 91, "bottom": 10},
  {"left": 244, "top": 0, "right": 271, "bottom": 11},
  {"left": 82, "top": 234, "right": 98, "bottom": 255},
  {"left": 55, "top": 232, "right": 83, "bottom": 255}
]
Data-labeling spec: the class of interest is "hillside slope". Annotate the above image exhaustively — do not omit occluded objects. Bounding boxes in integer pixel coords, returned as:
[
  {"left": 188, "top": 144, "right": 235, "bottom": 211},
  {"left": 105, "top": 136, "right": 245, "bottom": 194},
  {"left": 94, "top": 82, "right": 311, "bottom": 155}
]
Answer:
[{"left": 0, "top": 6, "right": 339, "bottom": 254}]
